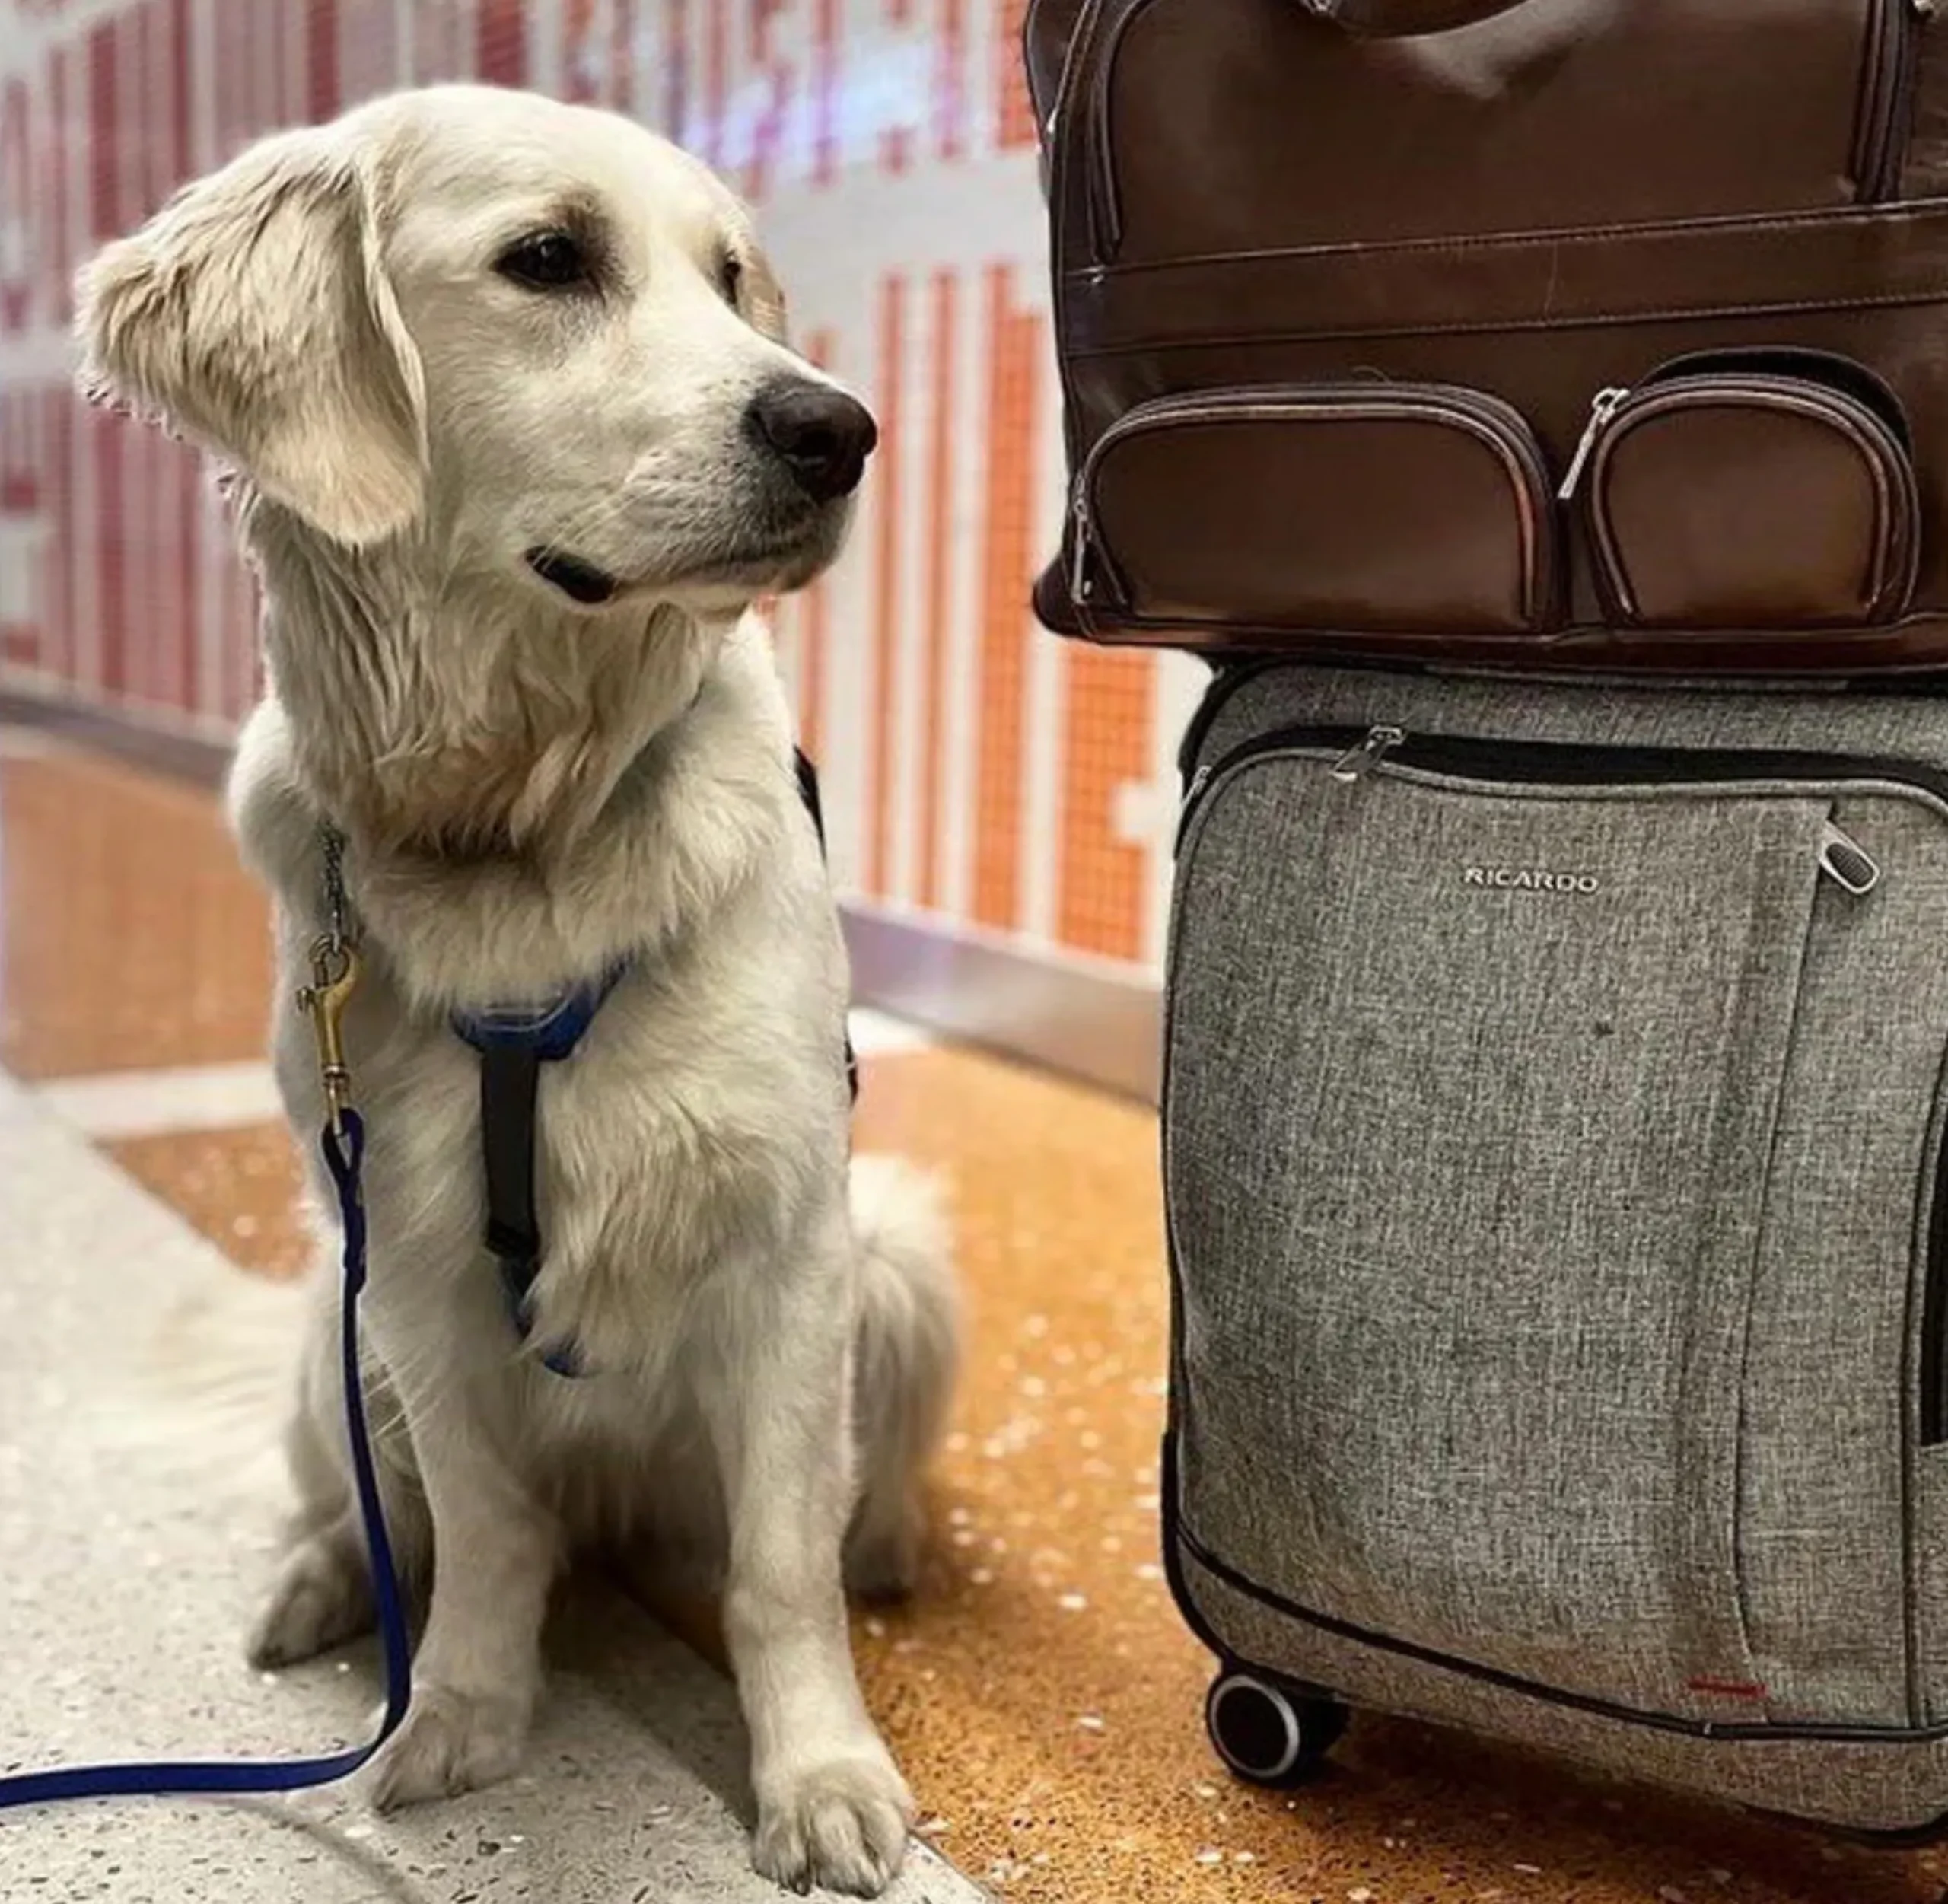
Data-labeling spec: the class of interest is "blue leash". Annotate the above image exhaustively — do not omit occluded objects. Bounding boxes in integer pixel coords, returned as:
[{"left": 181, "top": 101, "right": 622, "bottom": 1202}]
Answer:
[{"left": 0, "top": 954, "right": 414, "bottom": 1809}]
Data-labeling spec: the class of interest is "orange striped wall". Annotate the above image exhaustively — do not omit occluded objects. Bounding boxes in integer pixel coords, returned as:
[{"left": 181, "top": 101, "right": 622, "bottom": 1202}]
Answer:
[
  {"left": 0, "top": 0, "right": 1185, "bottom": 982},
  {"left": 971, "top": 262, "right": 1036, "bottom": 935}
]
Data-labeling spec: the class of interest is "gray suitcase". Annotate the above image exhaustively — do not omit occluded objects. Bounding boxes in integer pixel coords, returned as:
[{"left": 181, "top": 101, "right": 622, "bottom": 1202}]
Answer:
[{"left": 1167, "top": 662, "right": 1948, "bottom": 1833}]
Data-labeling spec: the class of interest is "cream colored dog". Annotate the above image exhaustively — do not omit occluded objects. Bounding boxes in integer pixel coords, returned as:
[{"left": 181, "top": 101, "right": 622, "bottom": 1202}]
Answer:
[{"left": 77, "top": 84, "right": 957, "bottom": 1898}]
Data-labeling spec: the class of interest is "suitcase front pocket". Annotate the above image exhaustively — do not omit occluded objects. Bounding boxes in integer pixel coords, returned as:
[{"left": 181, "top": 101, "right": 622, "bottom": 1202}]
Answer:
[
  {"left": 1567, "top": 352, "right": 1922, "bottom": 632},
  {"left": 1166, "top": 728, "right": 1948, "bottom": 1729},
  {"left": 1071, "top": 384, "right": 1557, "bottom": 642}
]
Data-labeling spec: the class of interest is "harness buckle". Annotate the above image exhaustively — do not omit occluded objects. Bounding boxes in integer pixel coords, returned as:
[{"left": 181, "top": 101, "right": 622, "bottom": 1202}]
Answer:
[{"left": 298, "top": 935, "right": 361, "bottom": 1137}]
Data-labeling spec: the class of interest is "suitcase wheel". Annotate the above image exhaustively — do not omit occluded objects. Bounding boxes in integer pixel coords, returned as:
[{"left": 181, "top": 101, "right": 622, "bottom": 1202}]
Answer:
[{"left": 1204, "top": 1667, "right": 1348, "bottom": 1788}]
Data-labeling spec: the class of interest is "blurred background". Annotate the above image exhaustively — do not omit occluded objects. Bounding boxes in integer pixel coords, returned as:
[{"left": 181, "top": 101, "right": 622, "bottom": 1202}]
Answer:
[{"left": 0, "top": 0, "right": 1208, "bottom": 1093}]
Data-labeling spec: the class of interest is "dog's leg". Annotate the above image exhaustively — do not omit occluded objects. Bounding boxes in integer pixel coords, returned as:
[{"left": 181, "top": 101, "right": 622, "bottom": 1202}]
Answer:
[
  {"left": 699, "top": 1209, "right": 915, "bottom": 1899},
  {"left": 366, "top": 1383, "right": 562, "bottom": 1810}
]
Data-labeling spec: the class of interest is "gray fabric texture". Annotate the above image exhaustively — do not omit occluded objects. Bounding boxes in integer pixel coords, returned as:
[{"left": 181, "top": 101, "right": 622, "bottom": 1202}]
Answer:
[{"left": 1166, "top": 666, "right": 1948, "bottom": 1824}]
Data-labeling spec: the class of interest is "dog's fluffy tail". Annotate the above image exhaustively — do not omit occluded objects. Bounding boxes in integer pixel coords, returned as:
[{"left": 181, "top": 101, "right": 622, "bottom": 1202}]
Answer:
[
  {"left": 113, "top": 1256, "right": 309, "bottom": 1501},
  {"left": 845, "top": 1154, "right": 960, "bottom": 1595}
]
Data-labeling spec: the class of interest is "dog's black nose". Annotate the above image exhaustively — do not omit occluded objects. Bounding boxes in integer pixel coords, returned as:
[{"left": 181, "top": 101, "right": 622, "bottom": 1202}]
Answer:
[{"left": 746, "top": 380, "right": 878, "bottom": 503}]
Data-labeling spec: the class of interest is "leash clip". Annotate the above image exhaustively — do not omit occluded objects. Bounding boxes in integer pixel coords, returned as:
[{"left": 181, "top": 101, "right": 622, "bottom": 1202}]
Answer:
[{"left": 298, "top": 935, "right": 361, "bottom": 1137}]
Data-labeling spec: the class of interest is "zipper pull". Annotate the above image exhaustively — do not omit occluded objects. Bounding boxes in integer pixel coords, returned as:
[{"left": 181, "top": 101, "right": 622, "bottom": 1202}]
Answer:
[
  {"left": 1068, "top": 493, "right": 1095, "bottom": 602},
  {"left": 1330, "top": 725, "right": 1405, "bottom": 785},
  {"left": 1819, "top": 820, "right": 1882, "bottom": 897},
  {"left": 1174, "top": 763, "right": 1214, "bottom": 857},
  {"left": 1557, "top": 386, "right": 1631, "bottom": 501}
]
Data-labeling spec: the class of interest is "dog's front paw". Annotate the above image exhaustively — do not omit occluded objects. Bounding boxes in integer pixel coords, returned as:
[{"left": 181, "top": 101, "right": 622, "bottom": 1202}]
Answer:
[
  {"left": 753, "top": 1753, "right": 915, "bottom": 1898},
  {"left": 247, "top": 1533, "right": 373, "bottom": 1669},
  {"left": 368, "top": 1684, "right": 532, "bottom": 1811}
]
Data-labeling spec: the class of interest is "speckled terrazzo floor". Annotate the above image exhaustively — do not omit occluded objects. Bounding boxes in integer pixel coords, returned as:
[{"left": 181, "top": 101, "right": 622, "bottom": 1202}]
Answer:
[
  {"left": 7, "top": 724, "right": 1948, "bottom": 1904},
  {"left": 0, "top": 1065, "right": 982, "bottom": 1904}
]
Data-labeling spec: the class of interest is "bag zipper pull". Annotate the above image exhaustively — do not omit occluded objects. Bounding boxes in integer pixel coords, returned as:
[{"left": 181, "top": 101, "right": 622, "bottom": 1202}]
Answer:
[
  {"left": 1174, "top": 763, "right": 1215, "bottom": 857},
  {"left": 1818, "top": 820, "right": 1882, "bottom": 897},
  {"left": 1069, "top": 492, "right": 1095, "bottom": 602},
  {"left": 1331, "top": 725, "right": 1405, "bottom": 784},
  {"left": 1557, "top": 386, "right": 1631, "bottom": 501}
]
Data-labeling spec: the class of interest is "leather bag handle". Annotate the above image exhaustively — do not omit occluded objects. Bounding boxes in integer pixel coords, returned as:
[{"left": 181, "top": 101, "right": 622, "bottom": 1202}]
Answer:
[{"left": 1301, "top": 0, "right": 1534, "bottom": 36}]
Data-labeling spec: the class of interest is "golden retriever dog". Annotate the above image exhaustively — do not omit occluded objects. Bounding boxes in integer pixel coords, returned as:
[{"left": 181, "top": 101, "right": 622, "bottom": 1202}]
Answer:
[{"left": 77, "top": 83, "right": 958, "bottom": 1898}]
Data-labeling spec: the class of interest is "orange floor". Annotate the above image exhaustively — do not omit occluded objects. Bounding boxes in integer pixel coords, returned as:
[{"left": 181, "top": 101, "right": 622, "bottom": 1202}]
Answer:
[{"left": 3, "top": 724, "right": 1943, "bottom": 1904}]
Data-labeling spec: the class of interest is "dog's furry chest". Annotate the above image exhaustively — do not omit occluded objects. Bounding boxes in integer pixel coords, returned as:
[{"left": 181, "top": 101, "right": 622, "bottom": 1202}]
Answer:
[{"left": 234, "top": 651, "right": 851, "bottom": 1390}]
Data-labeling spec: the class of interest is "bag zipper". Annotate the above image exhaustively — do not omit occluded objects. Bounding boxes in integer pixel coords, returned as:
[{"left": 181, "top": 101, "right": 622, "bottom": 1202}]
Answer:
[
  {"left": 1862, "top": 0, "right": 1937, "bottom": 202},
  {"left": 1559, "top": 367, "right": 1911, "bottom": 501},
  {"left": 1176, "top": 720, "right": 1948, "bottom": 1444},
  {"left": 1071, "top": 384, "right": 1556, "bottom": 622},
  {"left": 1081, "top": 0, "right": 1153, "bottom": 258},
  {"left": 1557, "top": 388, "right": 1631, "bottom": 503},
  {"left": 1082, "top": 0, "right": 1935, "bottom": 248},
  {"left": 1081, "top": 0, "right": 1937, "bottom": 248},
  {"left": 1558, "top": 373, "right": 1919, "bottom": 622}
]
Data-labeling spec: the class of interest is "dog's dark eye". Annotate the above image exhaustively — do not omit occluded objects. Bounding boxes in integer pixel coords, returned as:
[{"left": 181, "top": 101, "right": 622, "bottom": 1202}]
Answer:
[
  {"left": 718, "top": 251, "right": 744, "bottom": 307},
  {"left": 496, "top": 231, "right": 591, "bottom": 291}
]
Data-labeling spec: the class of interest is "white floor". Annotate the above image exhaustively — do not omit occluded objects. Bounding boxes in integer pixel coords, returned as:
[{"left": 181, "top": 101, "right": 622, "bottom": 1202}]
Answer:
[{"left": 0, "top": 1069, "right": 979, "bottom": 1904}]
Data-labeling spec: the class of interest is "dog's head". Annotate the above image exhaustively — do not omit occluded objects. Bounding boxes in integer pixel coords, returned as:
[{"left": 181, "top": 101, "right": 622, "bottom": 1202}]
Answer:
[{"left": 75, "top": 84, "right": 874, "bottom": 614}]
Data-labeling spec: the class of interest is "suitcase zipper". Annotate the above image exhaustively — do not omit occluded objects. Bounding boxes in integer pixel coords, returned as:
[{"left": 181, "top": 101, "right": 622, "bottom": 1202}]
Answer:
[
  {"left": 1329, "top": 724, "right": 1405, "bottom": 782},
  {"left": 1819, "top": 818, "right": 1883, "bottom": 894},
  {"left": 1176, "top": 724, "right": 1945, "bottom": 847},
  {"left": 1175, "top": 721, "right": 1948, "bottom": 1442},
  {"left": 1180, "top": 724, "right": 1948, "bottom": 836}
]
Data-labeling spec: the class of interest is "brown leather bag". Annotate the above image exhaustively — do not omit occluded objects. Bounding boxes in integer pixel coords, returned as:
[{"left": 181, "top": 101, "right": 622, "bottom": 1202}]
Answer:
[{"left": 1026, "top": 0, "right": 1948, "bottom": 675}]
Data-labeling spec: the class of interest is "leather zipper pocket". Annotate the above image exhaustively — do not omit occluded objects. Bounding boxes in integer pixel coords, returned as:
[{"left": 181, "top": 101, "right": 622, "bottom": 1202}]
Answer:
[
  {"left": 1070, "top": 384, "right": 1557, "bottom": 642},
  {"left": 1561, "top": 350, "right": 1921, "bottom": 632}
]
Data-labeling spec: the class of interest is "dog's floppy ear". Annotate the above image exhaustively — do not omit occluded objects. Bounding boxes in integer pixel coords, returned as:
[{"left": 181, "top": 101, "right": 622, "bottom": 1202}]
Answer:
[{"left": 75, "top": 121, "right": 425, "bottom": 547}]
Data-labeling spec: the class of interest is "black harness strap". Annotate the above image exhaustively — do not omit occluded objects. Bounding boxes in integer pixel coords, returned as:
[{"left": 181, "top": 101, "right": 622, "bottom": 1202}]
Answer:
[
  {"left": 460, "top": 748, "right": 855, "bottom": 1377},
  {"left": 796, "top": 747, "right": 860, "bottom": 1104},
  {"left": 478, "top": 1043, "right": 560, "bottom": 1367}
]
